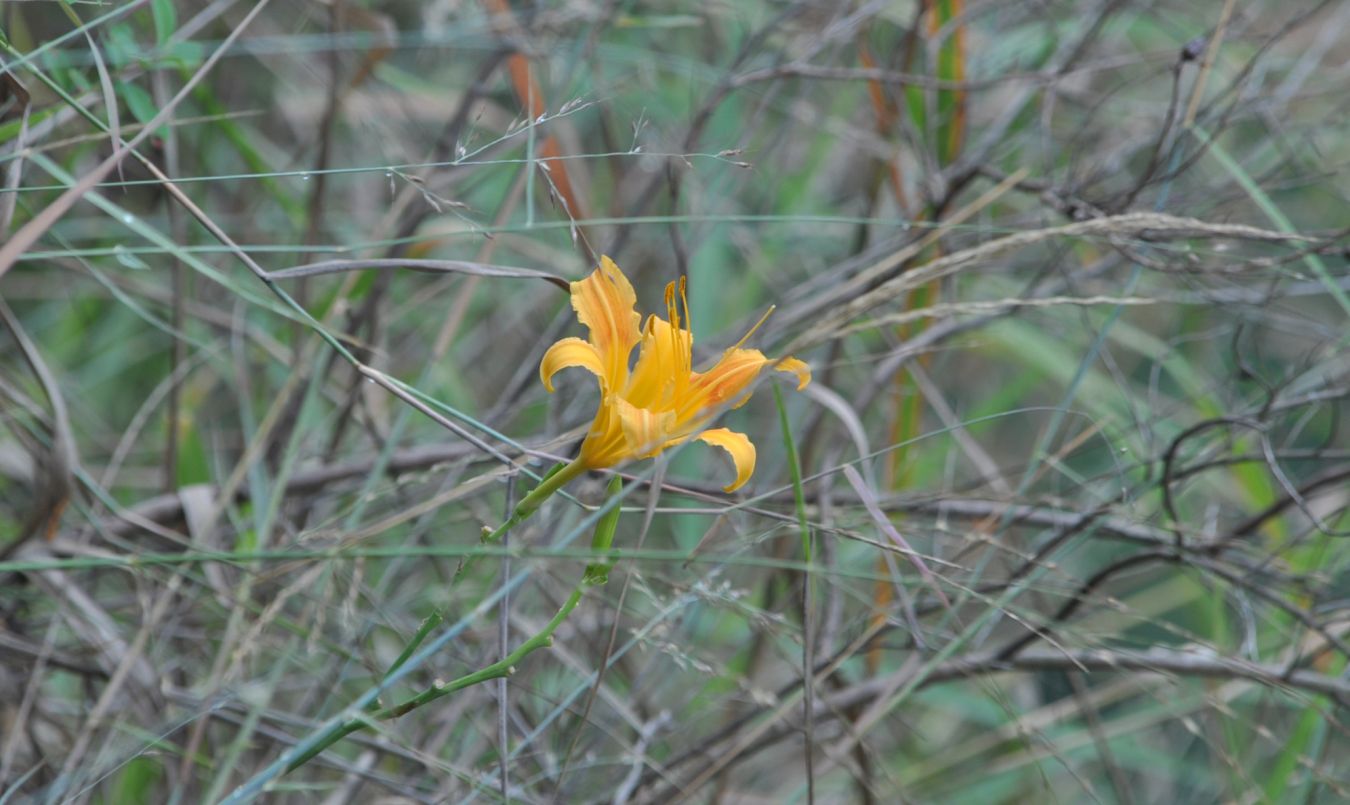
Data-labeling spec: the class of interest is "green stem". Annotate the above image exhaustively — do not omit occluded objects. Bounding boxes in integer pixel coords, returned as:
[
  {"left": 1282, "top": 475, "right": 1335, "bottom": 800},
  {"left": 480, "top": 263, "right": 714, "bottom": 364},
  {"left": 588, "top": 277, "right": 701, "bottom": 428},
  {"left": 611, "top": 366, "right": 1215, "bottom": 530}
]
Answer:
[
  {"left": 582, "top": 474, "right": 624, "bottom": 585},
  {"left": 286, "top": 459, "right": 604, "bottom": 774},
  {"left": 382, "top": 612, "right": 442, "bottom": 680},
  {"left": 286, "top": 585, "right": 586, "bottom": 772},
  {"left": 454, "top": 458, "right": 588, "bottom": 583},
  {"left": 485, "top": 458, "right": 588, "bottom": 544},
  {"left": 284, "top": 459, "right": 615, "bottom": 775}
]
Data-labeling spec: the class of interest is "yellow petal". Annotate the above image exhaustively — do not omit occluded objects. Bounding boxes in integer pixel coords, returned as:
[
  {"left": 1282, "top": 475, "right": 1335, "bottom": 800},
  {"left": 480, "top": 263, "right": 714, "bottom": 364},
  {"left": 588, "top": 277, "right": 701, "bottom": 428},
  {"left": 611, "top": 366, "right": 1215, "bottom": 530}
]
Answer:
[
  {"left": 625, "top": 315, "right": 691, "bottom": 409},
  {"left": 540, "top": 337, "right": 605, "bottom": 393},
  {"left": 681, "top": 348, "right": 770, "bottom": 420},
  {"left": 612, "top": 396, "right": 676, "bottom": 459},
  {"left": 578, "top": 401, "right": 626, "bottom": 468},
  {"left": 773, "top": 356, "right": 811, "bottom": 390},
  {"left": 571, "top": 256, "right": 642, "bottom": 389},
  {"left": 697, "top": 428, "right": 756, "bottom": 492}
]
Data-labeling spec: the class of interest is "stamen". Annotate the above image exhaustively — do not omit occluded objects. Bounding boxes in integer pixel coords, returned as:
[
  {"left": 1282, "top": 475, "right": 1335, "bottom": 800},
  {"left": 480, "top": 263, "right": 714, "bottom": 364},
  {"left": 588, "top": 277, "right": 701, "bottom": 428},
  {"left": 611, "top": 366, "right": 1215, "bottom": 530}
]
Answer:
[
  {"left": 664, "top": 281, "right": 678, "bottom": 330},
  {"left": 675, "top": 276, "right": 693, "bottom": 380},
  {"left": 731, "top": 305, "right": 775, "bottom": 351},
  {"left": 678, "top": 275, "right": 692, "bottom": 333},
  {"left": 663, "top": 281, "right": 681, "bottom": 381}
]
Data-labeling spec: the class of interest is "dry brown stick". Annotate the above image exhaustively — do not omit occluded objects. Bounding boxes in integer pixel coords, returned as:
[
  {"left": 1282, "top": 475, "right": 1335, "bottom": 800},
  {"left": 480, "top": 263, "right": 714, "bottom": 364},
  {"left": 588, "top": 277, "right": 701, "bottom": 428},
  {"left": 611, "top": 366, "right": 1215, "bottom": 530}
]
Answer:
[
  {"left": 0, "top": 0, "right": 273, "bottom": 279},
  {"left": 774, "top": 168, "right": 1026, "bottom": 340},
  {"left": 265, "top": 257, "right": 569, "bottom": 290},
  {"left": 650, "top": 643, "right": 1350, "bottom": 800},
  {"left": 56, "top": 575, "right": 182, "bottom": 789},
  {"left": 49, "top": 131, "right": 528, "bottom": 483},
  {"left": 72, "top": 442, "right": 1185, "bottom": 555},
  {"left": 839, "top": 646, "right": 1350, "bottom": 708},
  {"left": 787, "top": 211, "right": 1316, "bottom": 353},
  {"left": 0, "top": 69, "right": 31, "bottom": 234},
  {"left": 0, "top": 621, "right": 61, "bottom": 784},
  {"left": 0, "top": 300, "right": 77, "bottom": 545},
  {"left": 1181, "top": 0, "right": 1238, "bottom": 129}
]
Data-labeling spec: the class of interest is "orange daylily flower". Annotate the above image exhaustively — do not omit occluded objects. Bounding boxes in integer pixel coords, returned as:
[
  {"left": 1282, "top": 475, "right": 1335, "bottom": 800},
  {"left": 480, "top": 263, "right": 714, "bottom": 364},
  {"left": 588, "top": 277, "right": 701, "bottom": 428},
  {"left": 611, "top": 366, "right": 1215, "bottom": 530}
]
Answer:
[{"left": 541, "top": 257, "right": 810, "bottom": 492}]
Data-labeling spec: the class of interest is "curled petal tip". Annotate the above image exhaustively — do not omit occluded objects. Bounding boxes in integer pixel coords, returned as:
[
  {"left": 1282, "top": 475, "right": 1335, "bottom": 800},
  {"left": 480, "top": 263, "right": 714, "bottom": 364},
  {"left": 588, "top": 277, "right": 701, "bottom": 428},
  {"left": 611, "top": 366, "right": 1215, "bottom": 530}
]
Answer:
[
  {"left": 540, "top": 337, "right": 605, "bottom": 394},
  {"left": 697, "top": 428, "right": 756, "bottom": 493},
  {"left": 775, "top": 356, "right": 811, "bottom": 390}
]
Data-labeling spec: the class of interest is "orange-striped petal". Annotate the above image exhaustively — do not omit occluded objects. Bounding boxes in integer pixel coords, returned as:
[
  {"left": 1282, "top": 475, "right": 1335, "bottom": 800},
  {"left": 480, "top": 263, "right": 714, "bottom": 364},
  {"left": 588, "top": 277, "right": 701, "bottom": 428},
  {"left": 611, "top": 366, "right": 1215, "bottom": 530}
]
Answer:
[
  {"left": 613, "top": 397, "right": 676, "bottom": 459},
  {"left": 680, "top": 349, "right": 812, "bottom": 422},
  {"left": 540, "top": 337, "right": 605, "bottom": 393},
  {"left": 681, "top": 348, "right": 771, "bottom": 419},
  {"left": 571, "top": 256, "right": 641, "bottom": 389},
  {"left": 696, "top": 428, "right": 756, "bottom": 492}
]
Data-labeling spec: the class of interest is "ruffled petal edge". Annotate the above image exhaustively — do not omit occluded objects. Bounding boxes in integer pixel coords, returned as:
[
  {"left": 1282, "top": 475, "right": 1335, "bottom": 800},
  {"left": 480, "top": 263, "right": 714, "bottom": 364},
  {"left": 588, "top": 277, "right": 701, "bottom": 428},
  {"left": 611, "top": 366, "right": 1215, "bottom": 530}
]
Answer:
[{"left": 570, "top": 256, "right": 642, "bottom": 388}]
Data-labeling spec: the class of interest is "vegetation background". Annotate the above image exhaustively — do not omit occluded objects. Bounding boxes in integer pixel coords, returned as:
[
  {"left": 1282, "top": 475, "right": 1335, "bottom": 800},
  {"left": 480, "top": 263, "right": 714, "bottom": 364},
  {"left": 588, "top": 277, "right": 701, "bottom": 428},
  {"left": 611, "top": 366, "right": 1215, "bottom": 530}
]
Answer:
[{"left": 1, "top": 0, "right": 1348, "bottom": 802}]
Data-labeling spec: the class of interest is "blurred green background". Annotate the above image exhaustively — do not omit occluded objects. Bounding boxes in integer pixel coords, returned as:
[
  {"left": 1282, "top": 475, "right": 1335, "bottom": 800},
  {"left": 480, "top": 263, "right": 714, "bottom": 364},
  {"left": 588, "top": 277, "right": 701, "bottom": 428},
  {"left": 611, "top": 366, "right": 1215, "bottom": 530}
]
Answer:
[{"left": 1, "top": 1, "right": 1348, "bottom": 802}]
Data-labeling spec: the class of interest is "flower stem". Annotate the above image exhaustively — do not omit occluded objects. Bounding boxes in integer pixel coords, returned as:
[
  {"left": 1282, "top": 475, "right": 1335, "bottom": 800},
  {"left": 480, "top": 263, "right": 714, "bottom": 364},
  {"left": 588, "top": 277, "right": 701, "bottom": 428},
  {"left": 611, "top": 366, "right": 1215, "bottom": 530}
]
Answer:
[
  {"left": 281, "top": 464, "right": 620, "bottom": 777},
  {"left": 582, "top": 474, "right": 624, "bottom": 585},
  {"left": 483, "top": 458, "right": 588, "bottom": 545},
  {"left": 454, "top": 458, "right": 588, "bottom": 583},
  {"left": 284, "top": 585, "right": 586, "bottom": 773}
]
